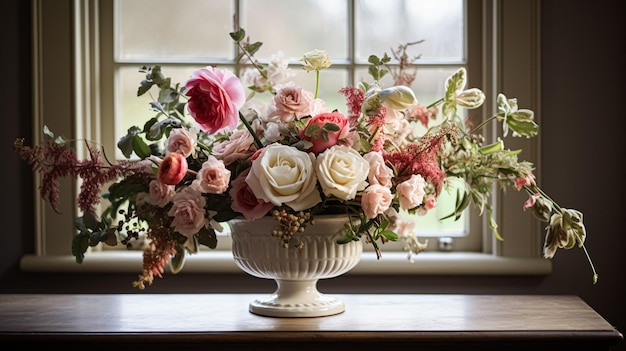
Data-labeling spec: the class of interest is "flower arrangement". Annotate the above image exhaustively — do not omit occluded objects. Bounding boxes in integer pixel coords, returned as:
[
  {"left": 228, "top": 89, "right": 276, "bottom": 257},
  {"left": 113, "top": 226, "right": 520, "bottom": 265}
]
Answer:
[{"left": 14, "top": 27, "right": 597, "bottom": 289}]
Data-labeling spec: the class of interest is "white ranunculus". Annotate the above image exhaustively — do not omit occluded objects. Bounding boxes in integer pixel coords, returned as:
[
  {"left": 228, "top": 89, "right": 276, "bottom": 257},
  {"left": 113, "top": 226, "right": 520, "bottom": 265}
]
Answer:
[
  {"left": 245, "top": 143, "right": 321, "bottom": 211},
  {"left": 316, "top": 145, "right": 370, "bottom": 201}
]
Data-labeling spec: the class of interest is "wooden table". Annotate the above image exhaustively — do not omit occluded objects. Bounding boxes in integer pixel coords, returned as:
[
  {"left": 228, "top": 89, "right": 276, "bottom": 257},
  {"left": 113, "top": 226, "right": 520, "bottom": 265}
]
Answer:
[{"left": 0, "top": 294, "right": 622, "bottom": 350}]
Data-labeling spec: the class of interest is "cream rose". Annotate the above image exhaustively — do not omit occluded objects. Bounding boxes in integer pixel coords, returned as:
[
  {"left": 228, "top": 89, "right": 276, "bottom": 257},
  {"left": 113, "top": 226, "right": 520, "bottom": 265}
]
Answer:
[
  {"left": 164, "top": 127, "right": 197, "bottom": 157},
  {"left": 245, "top": 143, "right": 321, "bottom": 211},
  {"left": 301, "top": 49, "right": 332, "bottom": 71},
  {"left": 316, "top": 145, "right": 369, "bottom": 201}
]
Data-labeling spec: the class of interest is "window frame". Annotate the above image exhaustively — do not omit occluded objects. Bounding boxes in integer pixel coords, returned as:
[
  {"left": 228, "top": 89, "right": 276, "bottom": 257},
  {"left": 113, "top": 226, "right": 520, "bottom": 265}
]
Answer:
[{"left": 21, "top": 0, "right": 549, "bottom": 276}]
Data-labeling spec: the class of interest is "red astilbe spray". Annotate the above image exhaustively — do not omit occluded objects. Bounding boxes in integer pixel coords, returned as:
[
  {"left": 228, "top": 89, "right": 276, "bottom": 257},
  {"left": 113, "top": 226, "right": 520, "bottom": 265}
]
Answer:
[
  {"left": 384, "top": 123, "right": 457, "bottom": 195},
  {"left": 13, "top": 137, "right": 149, "bottom": 216}
]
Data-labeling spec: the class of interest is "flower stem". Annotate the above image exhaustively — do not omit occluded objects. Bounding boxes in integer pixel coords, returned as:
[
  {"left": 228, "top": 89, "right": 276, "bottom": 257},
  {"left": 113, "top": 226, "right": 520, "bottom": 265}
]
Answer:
[
  {"left": 239, "top": 112, "right": 264, "bottom": 150},
  {"left": 314, "top": 70, "right": 320, "bottom": 99},
  {"left": 583, "top": 244, "right": 599, "bottom": 284},
  {"left": 468, "top": 114, "right": 498, "bottom": 135},
  {"left": 426, "top": 98, "right": 444, "bottom": 110}
]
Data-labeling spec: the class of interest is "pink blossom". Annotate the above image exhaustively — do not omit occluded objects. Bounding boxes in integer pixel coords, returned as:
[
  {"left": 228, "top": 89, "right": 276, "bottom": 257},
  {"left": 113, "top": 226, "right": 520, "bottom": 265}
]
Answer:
[
  {"left": 167, "top": 187, "right": 208, "bottom": 238},
  {"left": 424, "top": 195, "right": 437, "bottom": 210},
  {"left": 212, "top": 129, "right": 256, "bottom": 166},
  {"left": 361, "top": 184, "right": 392, "bottom": 219},
  {"left": 229, "top": 170, "right": 274, "bottom": 221},
  {"left": 157, "top": 153, "right": 188, "bottom": 185},
  {"left": 165, "top": 127, "right": 197, "bottom": 157},
  {"left": 191, "top": 155, "right": 231, "bottom": 194},
  {"left": 524, "top": 193, "right": 540, "bottom": 210},
  {"left": 396, "top": 174, "right": 427, "bottom": 210},
  {"left": 266, "top": 83, "right": 314, "bottom": 122},
  {"left": 363, "top": 151, "right": 393, "bottom": 187},
  {"left": 146, "top": 180, "right": 175, "bottom": 207},
  {"left": 185, "top": 66, "right": 246, "bottom": 134}
]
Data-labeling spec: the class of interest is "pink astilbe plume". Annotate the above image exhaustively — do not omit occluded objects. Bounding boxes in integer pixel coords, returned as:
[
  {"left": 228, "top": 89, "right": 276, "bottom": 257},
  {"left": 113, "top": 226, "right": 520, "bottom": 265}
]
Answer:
[
  {"left": 13, "top": 138, "right": 149, "bottom": 215},
  {"left": 339, "top": 86, "right": 365, "bottom": 126}
]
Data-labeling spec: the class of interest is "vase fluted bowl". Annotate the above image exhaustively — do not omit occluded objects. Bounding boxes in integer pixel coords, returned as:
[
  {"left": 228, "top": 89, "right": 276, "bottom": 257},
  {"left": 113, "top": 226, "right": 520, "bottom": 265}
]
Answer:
[{"left": 229, "top": 215, "right": 363, "bottom": 317}]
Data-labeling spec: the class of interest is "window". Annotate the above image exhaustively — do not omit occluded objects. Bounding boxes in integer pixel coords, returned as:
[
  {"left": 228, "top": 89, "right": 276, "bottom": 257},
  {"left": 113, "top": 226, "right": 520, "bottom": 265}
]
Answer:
[{"left": 22, "top": 0, "right": 550, "bottom": 276}]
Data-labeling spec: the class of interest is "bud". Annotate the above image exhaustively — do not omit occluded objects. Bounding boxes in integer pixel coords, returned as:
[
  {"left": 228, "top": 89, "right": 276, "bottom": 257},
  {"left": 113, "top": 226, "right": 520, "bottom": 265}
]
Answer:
[
  {"left": 378, "top": 86, "right": 417, "bottom": 110},
  {"left": 455, "top": 88, "right": 485, "bottom": 109}
]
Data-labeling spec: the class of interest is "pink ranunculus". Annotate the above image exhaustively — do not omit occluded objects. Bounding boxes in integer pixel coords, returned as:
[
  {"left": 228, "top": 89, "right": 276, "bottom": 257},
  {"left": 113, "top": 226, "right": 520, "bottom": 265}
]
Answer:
[
  {"left": 184, "top": 66, "right": 246, "bottom": 134},
  {"left": 229, "top": 170, "right": 274, "bottom": 221},
  {"left": 165, "top": 127, "right": 197, "bottom": 157},
  {"left": 300, "top": 111, "right": 351, "bottom": 154},
  {"left": 190, "top": 155, "right": 231, "bottom": 194},
  {"left": 361, "top": 184, "right": 392, "bottom": 219},
  {"left": 157, "top": 152, "right": 188, "bottom": 185},
  {"left": 266, "top": 83, "right": 314, "bottom": 122},
  {"left": 167, "top": 187, "right": 208, "bottom": 238},
  {"left": 396, "top": 174, "right": 427, "bottom": 211},
  {"left": 146, "top": 180, "right": 176, "bottom": 207}
]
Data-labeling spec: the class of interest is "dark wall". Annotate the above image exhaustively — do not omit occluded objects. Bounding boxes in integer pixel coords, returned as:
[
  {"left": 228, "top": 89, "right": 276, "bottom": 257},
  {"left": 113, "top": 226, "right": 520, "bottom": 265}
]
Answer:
[{"left": 2, "top": 0, "right": 624, "bottom": 349}]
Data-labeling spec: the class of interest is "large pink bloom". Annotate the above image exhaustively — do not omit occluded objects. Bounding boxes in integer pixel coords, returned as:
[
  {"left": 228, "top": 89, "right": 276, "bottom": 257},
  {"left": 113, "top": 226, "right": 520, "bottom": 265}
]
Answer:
[{"left": 185, "top": 66, "right": 246, "bottom": 134}]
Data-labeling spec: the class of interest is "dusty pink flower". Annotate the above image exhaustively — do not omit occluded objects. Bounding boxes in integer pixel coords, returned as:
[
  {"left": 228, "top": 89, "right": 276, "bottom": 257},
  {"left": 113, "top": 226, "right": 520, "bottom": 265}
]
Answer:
[
  {"left": 167, "top": 187, "right": 208, "bottom": 237},
  {"left": 396, "top": 174, "right": 427, "bottom": 210},
  {"left": 229, "top": 170, "right": 274, "bottom": 221},
  {"left": 361, "top": 184, "right": 392, "bottom": 219},
  {"left": 146, "top": 180, "right": 175, "bottom": 207},
  {"left": 300, "top": 111, "right": 352, "bottom": 154},
  {"left": 191, "top": 155, "right": 231, "bottom": 194},
  {"left": 266, "top": 83, "right": 314, "bottom": 122},
  {"left": 212, "top": 129, "right": 256, "bottom": 166},
  {"left": 157, "top": 153, "right": 188, "bottom": 185},
  {"left": 185, "top": 66, "right": 246, "bottom": 134},
  {"left": 363, "top": 151, "right": 393, "bottom": 187},
  {"left": 165, "top": 127, "right": 197, "bottom": 157}
]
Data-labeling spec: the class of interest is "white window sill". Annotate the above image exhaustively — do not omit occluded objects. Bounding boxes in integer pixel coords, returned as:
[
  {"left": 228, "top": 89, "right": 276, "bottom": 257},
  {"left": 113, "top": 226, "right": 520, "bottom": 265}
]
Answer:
[{"left": 20, "top": 251, "right": 551, "bottom": 275}]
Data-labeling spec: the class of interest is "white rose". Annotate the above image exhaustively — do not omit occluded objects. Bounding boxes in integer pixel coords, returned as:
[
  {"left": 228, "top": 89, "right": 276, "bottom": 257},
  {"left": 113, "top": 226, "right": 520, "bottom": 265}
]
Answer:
[
  {"left": 316, "top": 145, "right": 369, "bottom": 200},
  {"left": 245, "top": 143, "right": 321, "bottom": 211},
  {"left": 301, "top": 49, "right": 332, "bottom": 71}
]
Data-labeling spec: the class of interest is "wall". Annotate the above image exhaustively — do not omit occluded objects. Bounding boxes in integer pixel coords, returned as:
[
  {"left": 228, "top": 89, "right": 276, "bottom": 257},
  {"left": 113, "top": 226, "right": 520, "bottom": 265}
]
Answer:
[{"left": 1, "top": 0, "right": 624, "bottom": 349}]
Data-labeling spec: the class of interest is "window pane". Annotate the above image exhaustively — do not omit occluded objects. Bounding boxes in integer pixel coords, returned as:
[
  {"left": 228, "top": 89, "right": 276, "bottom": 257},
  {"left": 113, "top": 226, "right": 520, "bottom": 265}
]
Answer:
[
  {"left": 116, "top": 0, "right": 234, "bottom": 60},
  {"left": 355, "top": 0, "right": 464, "bottom": 62},
  {"left": 241, "top": 0, "right": 348, "bottom": 59}
]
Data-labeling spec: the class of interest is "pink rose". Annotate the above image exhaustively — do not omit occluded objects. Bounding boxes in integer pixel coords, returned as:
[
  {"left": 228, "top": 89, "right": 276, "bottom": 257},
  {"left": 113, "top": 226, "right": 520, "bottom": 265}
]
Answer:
[
  {"left": 157, "top": 153, "right": 188, "bottom": 185},
  {"left": 424, "top": 195, "right": 437, "bottom": 210},
  {"left": 266, "top": 84, "right": 314, "bottom": 122},
  {"left": 185, "top": 66, "right": 246, "bottom": 134},
  {"left": 146, "top": 180, "right": 176, "bottom": 207},
  {"left": 229, "top": 170, "right": 274, "bottom": 221},
  {"left": 165, "top": 127, "right": 197, "bottom": 157},
  {"left": 396, "top": 174, "right": 427, "bottom": 210},
  {"left": 363, "top": 151, "right": 393, "bottom": 187},
  {"left": 212, "top": 129, "right": 256, "bottom": 166},
  {"left": 167, "top": 187, "right": 208, "bottom": 237},
  {"left": 191, "top": 155, "right": 231, "bottom": 194},
  {"left": 301, "top": 111, "right": 351, "bottom": 154},
  {"left": 361, "top": 184, "right": 392, "bottom": 219}
]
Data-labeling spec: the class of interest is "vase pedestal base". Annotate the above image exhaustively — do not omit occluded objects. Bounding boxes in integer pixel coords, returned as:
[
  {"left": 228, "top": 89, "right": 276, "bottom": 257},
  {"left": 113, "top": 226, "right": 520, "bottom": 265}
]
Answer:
[{"left": 248, "top": 279, "right": 345, "bottom": 318}]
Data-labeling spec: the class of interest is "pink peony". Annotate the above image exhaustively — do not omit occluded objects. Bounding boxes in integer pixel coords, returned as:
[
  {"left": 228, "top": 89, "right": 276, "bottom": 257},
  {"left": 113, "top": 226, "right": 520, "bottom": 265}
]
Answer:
[
  {"left": 185, "top": 66, "right": 246, "bottom": 134},
  {"left": 157, "top": 153, "right": 188, "bottom": 185}
]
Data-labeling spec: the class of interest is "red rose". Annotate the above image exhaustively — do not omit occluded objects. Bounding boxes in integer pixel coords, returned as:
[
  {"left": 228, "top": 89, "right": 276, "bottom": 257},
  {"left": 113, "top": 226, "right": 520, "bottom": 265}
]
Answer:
[{"left": 300, "top": 111, "right": 350, "bottom": 154}]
